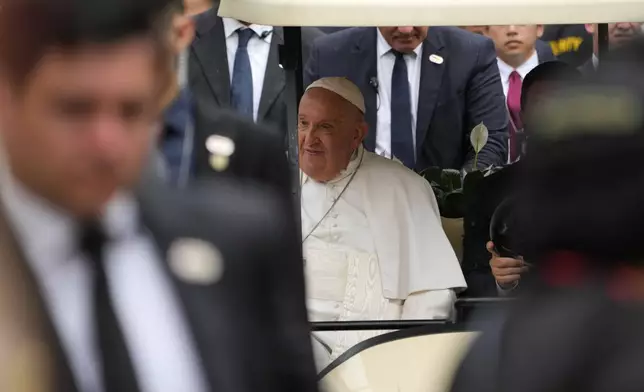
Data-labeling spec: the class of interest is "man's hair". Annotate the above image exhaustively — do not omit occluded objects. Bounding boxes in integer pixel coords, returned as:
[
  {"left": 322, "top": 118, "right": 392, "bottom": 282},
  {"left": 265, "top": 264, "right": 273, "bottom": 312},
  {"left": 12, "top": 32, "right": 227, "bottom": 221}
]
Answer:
[
  {"left": 521, "top": 61, "right": 582, "bottom": 109},
  {"left": 0, "top": 0, "right": 175, "bottom": 88}
]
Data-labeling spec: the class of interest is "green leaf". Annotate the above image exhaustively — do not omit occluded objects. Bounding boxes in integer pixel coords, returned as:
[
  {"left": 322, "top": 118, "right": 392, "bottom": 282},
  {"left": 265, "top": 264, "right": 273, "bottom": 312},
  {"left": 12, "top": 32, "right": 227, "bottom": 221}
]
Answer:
[
  {"left": 470, "top": 122, "right": 489, "bottom": 153},
  {"left": 470, "top": 122, "right": 489, "bottom": 170}
]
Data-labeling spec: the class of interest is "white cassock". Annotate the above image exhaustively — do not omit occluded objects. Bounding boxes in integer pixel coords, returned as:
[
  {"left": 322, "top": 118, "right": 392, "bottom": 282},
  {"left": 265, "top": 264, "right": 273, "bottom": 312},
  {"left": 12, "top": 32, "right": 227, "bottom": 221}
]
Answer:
[{"left": 301, "top": 145, "right": 467, "bottom": 371}]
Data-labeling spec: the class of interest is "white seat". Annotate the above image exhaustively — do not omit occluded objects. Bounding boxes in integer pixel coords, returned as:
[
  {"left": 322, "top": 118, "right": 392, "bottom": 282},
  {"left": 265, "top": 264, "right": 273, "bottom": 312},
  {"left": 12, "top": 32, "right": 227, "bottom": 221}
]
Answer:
[{"left": 319, "top": 330, "right": 478, "bottom": 392}]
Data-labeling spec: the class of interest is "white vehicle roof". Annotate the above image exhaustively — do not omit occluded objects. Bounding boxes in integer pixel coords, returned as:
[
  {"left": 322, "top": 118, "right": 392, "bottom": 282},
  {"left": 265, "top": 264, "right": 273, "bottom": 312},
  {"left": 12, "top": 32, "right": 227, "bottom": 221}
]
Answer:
[{"left": 219, "top": 0, "right": 644, "bottom": 27}]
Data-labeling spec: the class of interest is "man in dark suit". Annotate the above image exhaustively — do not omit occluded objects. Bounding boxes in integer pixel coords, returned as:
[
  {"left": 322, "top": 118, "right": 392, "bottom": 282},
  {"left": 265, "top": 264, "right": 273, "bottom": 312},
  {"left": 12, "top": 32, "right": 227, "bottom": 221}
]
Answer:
[
  {"left": 0, "top": 0, "right": 317, "bottom": 391},
  {"left": 304, "top": 26, "right": 508, "bottom": 172},
  {"left": 189, "top": 1, "right": 324, "bottom": 136},
  {"left": 485, "top": 25, "right": 556, "bottom": 162},
  {"left": 159, "top": 1, "right": 292, "bottom": 200}
]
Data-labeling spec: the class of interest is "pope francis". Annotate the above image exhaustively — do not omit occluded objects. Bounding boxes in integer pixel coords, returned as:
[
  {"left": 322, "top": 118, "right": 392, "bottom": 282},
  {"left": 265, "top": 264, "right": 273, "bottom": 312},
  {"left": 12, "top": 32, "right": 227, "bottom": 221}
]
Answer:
[{"left": 299, "top": 77, "right": 467, "bottom": 369}]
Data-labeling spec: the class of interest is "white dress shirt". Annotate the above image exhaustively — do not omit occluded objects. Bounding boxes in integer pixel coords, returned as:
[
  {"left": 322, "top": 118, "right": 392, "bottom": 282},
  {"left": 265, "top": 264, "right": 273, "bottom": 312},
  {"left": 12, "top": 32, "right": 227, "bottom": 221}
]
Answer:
[
  {"left": 375, "top": 29, "right": 423, "bottom": 159},
  {"left": 222, "top": 17, "right": 273, "bottom": 122},
  {"left": 497, "top": 50, "right": 539, "bottom": 164},
  {"left": 496, "top": 50, "right": 540, "bottom": 99},
  {"left": 0, "top": 174, "right": 207, "bottom": 392}
]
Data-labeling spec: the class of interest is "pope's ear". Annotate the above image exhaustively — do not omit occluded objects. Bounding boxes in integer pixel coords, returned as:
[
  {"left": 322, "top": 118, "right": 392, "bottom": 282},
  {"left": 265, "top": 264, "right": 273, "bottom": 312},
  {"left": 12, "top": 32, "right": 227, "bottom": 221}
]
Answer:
[{"left": 357, "top": 120, "right": 368, "bottom": 142}]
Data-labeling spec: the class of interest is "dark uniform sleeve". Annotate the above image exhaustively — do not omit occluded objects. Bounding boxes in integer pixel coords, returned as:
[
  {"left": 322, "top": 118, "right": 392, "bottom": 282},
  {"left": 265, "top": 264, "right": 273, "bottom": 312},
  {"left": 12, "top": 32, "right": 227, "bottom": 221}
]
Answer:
[{"left": 463, "top": 38, "right": 509, "bottom": 170}]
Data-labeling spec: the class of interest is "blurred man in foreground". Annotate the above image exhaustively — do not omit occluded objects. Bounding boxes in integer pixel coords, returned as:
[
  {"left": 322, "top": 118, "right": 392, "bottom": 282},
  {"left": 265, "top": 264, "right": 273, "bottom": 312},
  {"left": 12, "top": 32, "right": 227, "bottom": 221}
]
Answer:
[
  {"left": 487, "top": 61, "right": 581, "bottom": 295},
  {"left": 452, "top": 77, "right": 644, "bottom": 392},
  {"left": 299, "top": 77, "right": 466, "bottom": 369},
  {"left": 0, "top": 0, "right": 317, "bottom": 390},
  {"left": 485, "top": 25, "right": 555, "bottom": 162}
]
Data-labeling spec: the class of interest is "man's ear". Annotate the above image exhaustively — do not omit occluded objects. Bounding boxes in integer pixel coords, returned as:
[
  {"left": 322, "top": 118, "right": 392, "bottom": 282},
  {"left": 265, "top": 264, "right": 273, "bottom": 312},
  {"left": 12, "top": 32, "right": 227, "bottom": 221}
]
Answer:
[
  {"left": 536, "top": 25, "right": 544, "bottom": 38},
  {"left": 174, "top": 15, "right": 196, "bottom": 53},
  {"left": 585, "top": 24, "right": 595, "bottom": 35}
]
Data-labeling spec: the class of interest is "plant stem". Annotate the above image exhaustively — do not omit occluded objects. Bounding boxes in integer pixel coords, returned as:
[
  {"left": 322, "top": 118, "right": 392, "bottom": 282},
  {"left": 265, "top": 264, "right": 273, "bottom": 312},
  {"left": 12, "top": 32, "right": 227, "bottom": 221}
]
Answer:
[{"left": 473, "top": 151, "right": 479, "bottom": 170}]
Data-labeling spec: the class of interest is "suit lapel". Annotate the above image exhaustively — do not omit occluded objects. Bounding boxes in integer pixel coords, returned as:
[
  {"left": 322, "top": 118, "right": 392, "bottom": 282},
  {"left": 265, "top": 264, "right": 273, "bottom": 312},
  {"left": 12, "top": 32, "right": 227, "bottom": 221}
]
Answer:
[
  {"left": 257, "top": 28, "right": 286, "bottom": 121},
  {"left": 352, "top": 28, "right": 378, "bottom": 151},
  {"left": 0, "top": 204, "right": 78, "bottom": 392},
  {"left": 192, "top": 11, "right": 231, "bottom": 107},
  {"left": 415, "top": 32, "right": 446, "bottom": 157},
  {"left": 135, "top": 181, "right": 235, "bottom": 392}
]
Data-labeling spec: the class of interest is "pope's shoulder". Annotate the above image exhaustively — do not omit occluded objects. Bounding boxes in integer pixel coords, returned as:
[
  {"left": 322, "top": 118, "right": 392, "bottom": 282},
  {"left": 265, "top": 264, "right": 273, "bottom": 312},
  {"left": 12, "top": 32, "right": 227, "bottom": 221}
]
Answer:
[{"left": 362, "top": 151, "right": 431, "bottom": 190}]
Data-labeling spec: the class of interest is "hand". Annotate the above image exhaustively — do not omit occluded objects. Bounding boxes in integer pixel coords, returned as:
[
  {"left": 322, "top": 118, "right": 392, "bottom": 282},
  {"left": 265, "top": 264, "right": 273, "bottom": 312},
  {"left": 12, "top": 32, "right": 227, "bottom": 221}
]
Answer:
[{"left": 487, "top": 241, "right": 529, "bottom": 289}]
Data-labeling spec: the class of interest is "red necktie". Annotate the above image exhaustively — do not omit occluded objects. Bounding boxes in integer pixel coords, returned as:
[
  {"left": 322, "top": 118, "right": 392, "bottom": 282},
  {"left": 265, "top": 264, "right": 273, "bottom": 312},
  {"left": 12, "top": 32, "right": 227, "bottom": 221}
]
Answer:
[{"left": 507, "top": 71, "right": 523, "bottom": 162}]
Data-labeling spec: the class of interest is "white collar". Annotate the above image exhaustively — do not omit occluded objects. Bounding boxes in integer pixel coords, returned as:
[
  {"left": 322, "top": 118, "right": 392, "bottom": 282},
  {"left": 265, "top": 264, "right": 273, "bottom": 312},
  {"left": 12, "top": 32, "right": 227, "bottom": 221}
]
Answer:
[
  {"left": 222, "top": 17, "right": 273, "bottom": 41},
  {"left": 592, "top": 53, "right": 599, "bottom": 69},
  {"left": 300, "top": 145, "right": 365, "bottom": 186},
  {"left": 497, "top": 50, "right": 540, "bottom": 83},
  {"left": 376, "top": 29, "right": 423, "bottom": 59},
  {"left": 0, "top": 168, "right": 140, "bottom": 273}
]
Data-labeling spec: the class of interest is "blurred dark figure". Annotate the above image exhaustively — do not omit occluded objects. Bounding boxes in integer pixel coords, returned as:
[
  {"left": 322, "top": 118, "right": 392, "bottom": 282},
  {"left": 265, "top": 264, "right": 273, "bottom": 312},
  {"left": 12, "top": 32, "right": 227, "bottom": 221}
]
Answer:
[
  {"left": 0, "top": 0, "right": 317, "bottom": 391},
  {"left": 463, "top": 61, "right": 581, "bottom": 297},
  {"left": 452, "top": 67, "right": 644, "bottom": 391},
  {"left": 159, "top": 1, "right": 292, "bottom": 204}
]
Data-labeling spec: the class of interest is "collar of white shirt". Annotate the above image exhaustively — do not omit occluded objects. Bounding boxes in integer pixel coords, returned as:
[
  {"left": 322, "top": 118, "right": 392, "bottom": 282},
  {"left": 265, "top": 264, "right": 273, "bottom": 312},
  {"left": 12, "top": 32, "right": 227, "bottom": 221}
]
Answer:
[
  {"left": 0, "top": 170, "right": 140, "bottom": 275},
  {"left": 222, "top": 17, "right": 273, "bottom": 41},
  {"left": 376, "top": 29, "right": 423, "bottom": 59},
  {"left": 592, "top": 53, "right": 599, "bottom": 69},
  {"left": 497, "top": 50, "right": 540, "bottom": 83}
]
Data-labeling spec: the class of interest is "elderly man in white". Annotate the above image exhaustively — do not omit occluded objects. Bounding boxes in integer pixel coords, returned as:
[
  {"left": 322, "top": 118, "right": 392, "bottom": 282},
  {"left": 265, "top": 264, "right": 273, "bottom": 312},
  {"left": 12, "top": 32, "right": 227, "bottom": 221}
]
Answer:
[{"left": 299, "top": 77, "right": 467, "bottom": 370}]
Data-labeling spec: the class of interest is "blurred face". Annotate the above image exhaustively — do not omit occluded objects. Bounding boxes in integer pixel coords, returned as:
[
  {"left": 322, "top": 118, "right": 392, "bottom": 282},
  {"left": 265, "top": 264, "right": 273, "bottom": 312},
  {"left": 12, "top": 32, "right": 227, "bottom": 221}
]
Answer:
[
  {"left": 487, "top": 25, "right": 544, "bottom": 66},
  {"left": 378, "top": 27, "right": 428, "bottom": 53},
  {"left": 298, "top": 88, "right": 367, "bottom": 182},
  {"left": 586, "top": 23, "right": 642, "bottom": 50},
  {"left": 0, "top": 38, "right": 164, "bottom": 218}
]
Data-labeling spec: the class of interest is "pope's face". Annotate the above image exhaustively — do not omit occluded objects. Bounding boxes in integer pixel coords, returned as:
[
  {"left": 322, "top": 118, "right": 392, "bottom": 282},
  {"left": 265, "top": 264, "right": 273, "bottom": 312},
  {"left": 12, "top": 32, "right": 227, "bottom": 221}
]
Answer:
[{"left": 298, "top": 88, "right": 365, "bottom": 182}]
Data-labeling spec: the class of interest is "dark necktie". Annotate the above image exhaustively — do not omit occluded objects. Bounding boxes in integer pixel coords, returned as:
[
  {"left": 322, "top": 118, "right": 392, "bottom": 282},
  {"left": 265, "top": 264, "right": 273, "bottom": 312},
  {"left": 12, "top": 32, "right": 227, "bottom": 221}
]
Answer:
[
  {"left": 390, "top": 50, "right": 415, "bottom": 169},
  {"left": 507, "top": 71, "right": 524, "bottom": 162},
  {"left": 231, "top": 28, "right": 255, "bottom": 119},
  {"left": 80, "top": 223, "right": 141, "bottom": 392}
]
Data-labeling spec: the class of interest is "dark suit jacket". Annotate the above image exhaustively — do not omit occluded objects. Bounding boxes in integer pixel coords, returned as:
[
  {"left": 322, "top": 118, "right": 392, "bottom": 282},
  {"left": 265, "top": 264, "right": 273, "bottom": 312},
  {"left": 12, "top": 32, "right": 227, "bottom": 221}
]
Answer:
[
  {"left": 189, "top": 4, "right": 324, "bottom": 139},
  {"left": 0, "top": 178, "right": 317, "bottom": 392},
  {"left": 191, "top": 104, "right": 293, "bottom": 201},
  {"left": 304, "top": 27, "right": 509, "bottom": 171}
]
